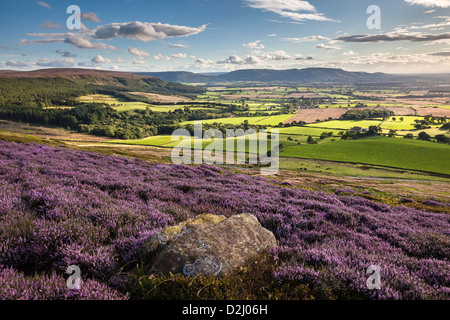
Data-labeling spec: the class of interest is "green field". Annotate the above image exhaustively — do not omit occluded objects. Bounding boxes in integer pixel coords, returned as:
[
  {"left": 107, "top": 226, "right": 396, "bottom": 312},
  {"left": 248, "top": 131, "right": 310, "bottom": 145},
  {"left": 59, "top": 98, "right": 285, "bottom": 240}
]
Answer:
[
  {"left": 277, "top": 127, "right": 342, "bottom": 136},
  {"left": 380, "top": 116, "right": 441, "bottom": 131},
  {"left": 397, "top": 127, "right": 450, "bottom": 137},
  {"left": 78, "top": 94, "right": 152, "bottom": 112},
  {"left": 109, "top": 133, "right": 272, "bottom": 154},
  {"left": 305, "top": 120, "right": 383, "bottom": 130},
  {"left": 280, "top": 136, "right": 450, "bottom": 175},
  {"left": 108, "top": 135, "right": 174, "bottom": 146},
  {"left": 78, "top": 94, "right": 224, "bottom": 113},
  {"left": 87, "top": 86, "right": 449, "bottom": 178},
  {"left": 181, "top": 114, "right": 295, "bottom": 126}
]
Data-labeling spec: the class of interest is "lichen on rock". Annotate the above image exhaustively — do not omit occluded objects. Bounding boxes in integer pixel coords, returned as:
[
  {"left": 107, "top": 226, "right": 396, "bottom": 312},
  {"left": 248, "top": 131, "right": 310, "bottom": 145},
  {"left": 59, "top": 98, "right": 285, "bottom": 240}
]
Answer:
[{"left": 140, "top": 213, "right": 277, "bottom": 276}]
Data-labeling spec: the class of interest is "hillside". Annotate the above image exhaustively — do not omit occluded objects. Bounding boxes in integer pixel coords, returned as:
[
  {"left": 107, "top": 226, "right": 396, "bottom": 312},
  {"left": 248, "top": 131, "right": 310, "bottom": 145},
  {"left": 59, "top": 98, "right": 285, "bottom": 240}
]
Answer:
[
  {"left": 136, "top": 68, "right": 400, "bottom": 84},
  {"left": 0, "top": 68, "right": 205, "bottom": 108},
  {"left": 0, "top": 140, "right": 448, "bottom": 300},
  {"left": 0, "top": 68, "right": 150, "bottom": 79},
  {"left": 281, "top": 136, "right": 450, "bottom": 176},
  {"left": 135, "top": 71, "right": 213, "bottom": 83}
]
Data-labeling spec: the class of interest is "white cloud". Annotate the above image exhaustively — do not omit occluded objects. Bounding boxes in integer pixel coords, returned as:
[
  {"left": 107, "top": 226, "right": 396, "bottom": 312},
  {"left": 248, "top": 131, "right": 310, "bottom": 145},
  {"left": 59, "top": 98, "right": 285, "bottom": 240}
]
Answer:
[
  {"left": 20, "top": 31, "right": 115, "bottom": 50},
  {"left": 37, "top": 2, "right": 51, "bottom": 9},
  {"left": 132, "top": 58, "right": 146, "bottom": 65},
  {"left": 153, "top": 53, "right": 171, "bottom": 61},
  {"left": 259, "top": 50, "right": 292, "bottom": 60},
  {"left": 171, "top": 53, "right": 187, "bottom": 59},
  {"left": 336, "top": 31, "right": 450, "bottom": 43},
  {"left": 342, "top": 50, "right": 356, "bottom": 56},
  {"left": 405, "top": 16, "right": 450, "bottom": 30},
  {"left": 169, "top": 43, "right": 187, "bottom": 48},
  {"left": 36, "top": 58, "right": 77, "bottom": 67},
  {"left": 243, "top": 40, "right": 265, "bottom": 51},
  {"left": 20, "top": 21, "right": 204, "bottom": 51},
  {"left": 93, "top": 21, "right": 207, "bottom": 42},
  {"left": 128, "top": 47, "right": 150, "bottom": 57},
  {"left": 215, "top": 50, "right": 292, "bottom": 66},
  {"left": 283, "top": 35, "right": 331, "bottom": 42},
  {"left": 244, "top": 0, "right": 338, "bottom": 22},
  {"left": 115, "top": 58, "right": 125, "bottom": 63},
  {"left": 81, "top": 12, "right": 101, "bottom": 22},
  {"left": 55, "top": 49, "right": 77, "bottom": 57},
  {"left": 78, "top": 55, "right": 112, "bottom": 67},
  {"left": 20, "top": 38, "right": 64, "bottom": 45},
  {"left": 5, "top": 60, "right": 31, "bottom": 68},
  {"left": 40, "top": 21, "right": 62, "bottom": 29},
  {"left": 195, "top": 58, "right": 215, "bottom": 65},
  {"left": 404, "top": 0, "right": 450, "bottom": 8},
  {"left": 245, "top": 0, "right": 315, "bottom": 13},
  {"left": 91, "top": 55, "right": 111, "bottom": 64},
  {"left": 64, "top": 34, "right": 116, "bottom": 50},
  {"left": 3, "top": 58, "right": 76, "bottom": 69},
  {"left": 217, "top": 55, "right": 254, "bottom": 65},
  {"left": 315, "top": 43, "right": 342, "bottom": 50}
]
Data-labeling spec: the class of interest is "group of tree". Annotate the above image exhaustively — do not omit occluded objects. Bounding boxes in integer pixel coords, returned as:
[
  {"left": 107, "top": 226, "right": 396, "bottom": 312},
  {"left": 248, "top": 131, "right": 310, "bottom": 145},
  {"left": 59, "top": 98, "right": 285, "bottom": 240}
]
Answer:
[
  {"left": 320, "top": 132, "right": 333, "bottom": 140},
  {"left": 341, "top": 109, "right": 394, "bottom": 120},
  {"left": 180, "top": 121, "right": 267, "bottom": 138},
  {"left": 0, "top": 74, "right": 206, "bottom": 110},
  {"left": 340, "top": 126, "right": 382, "bottom": 140},
  {"left": 277, "top": 120, "right": 307, "bottom": 128},
  {"left": 0, "top": 78, "right": 88, "bottom": 108},
  {"left": 413, "top": 115, "right": 447, "bottom": 130},
  {"left": 441, "top": 122, "right": 450, "bottom": 131},
  {"left": 0, "top": 103, "right": 223, "bottom": 140},
  {"left": 414, "top": 131, "right": 450, "bottom": 144}
]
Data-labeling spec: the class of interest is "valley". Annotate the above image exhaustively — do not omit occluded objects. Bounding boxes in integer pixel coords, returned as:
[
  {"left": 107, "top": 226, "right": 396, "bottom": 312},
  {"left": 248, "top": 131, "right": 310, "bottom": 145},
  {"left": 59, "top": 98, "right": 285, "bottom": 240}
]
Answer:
[{"left": 0, "top": 67, "right": 449, "bottom": 301}]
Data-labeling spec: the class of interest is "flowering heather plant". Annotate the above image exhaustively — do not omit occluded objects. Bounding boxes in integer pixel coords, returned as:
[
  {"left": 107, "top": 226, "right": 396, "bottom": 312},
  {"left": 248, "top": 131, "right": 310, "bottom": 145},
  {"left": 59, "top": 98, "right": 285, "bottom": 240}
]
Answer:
[
  {"left": 0, "top": 141, "right": 449, "bottom": 300},
  {"left": 0, "top": 265, "right": 127, "bottom": 300},
  {"left": 334, "top": 188, "right": 355, "bottom": 195},
  {"left": 422, "top": 200, "right": 448, "bottom": 207}
]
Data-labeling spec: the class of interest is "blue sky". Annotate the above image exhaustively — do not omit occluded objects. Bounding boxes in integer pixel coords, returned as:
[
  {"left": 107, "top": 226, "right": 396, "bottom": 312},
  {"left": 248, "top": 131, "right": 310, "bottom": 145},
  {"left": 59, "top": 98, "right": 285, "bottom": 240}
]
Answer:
[{"left": 1, "top": 0, "right": 450, "bottom": 73}]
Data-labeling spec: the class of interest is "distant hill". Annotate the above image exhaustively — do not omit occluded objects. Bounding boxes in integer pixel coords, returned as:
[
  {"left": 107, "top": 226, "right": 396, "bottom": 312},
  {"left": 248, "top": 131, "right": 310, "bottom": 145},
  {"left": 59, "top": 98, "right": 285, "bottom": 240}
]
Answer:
[
  {"left": 0, "top": 68, "right": 205, "bottom": 108},
  {"left": 217, "top": 68, "right": 394, "bottom": 83},
  {"left": 134, "top": 68, "right": 400, "bottom": 84},
  {"left": 0, "top": 68, "right": 205, "bottom": 98},
  {"left": 135, "top": 71, "right": 213, "bottom": 83},
  {"left": 0, "top": 68, "right": 151, "bottom": 80},
  {"left": 0, "top": 68, "right": 205, "bottom": 93}
]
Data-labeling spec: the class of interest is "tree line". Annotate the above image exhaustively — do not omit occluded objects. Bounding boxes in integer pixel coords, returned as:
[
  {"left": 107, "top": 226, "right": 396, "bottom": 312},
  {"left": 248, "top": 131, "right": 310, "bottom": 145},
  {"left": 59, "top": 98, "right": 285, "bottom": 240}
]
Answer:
[{"left": 0, "top": 103, "right": 224, "bottom": 140}]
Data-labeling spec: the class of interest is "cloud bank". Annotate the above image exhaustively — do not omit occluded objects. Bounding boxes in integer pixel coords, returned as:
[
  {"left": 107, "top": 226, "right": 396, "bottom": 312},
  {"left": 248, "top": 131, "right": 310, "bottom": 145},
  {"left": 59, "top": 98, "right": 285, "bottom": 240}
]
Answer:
[
  {"left": 93, "top": 22, "right": 207, "bottom": 42},
  {"left": 243, "top": 0, "right": 338, "bottom": 22},
  {"left": 404, "top": 0, "right": 450, "bottom": 8}
]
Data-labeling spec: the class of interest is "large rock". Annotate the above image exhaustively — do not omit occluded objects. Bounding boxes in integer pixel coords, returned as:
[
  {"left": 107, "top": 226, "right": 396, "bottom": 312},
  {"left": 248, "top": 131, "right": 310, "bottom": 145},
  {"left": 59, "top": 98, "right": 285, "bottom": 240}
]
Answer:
[{"left": 141, "top": 213, "right": 276, "bottom": 276}]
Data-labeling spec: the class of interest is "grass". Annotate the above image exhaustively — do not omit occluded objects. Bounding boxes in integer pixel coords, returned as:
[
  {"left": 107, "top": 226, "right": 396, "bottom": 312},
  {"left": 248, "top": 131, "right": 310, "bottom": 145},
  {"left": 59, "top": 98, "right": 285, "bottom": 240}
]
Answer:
[
  {"left": 280, "top": 136, "right": 450, "bottom": 175},
  {"left": 78, "top": 94, "right": 217, "bottom": 113},
  {"left": 279, "top": 158, "right": 450, "bottom": 182},
  {"left": 396, "top": 127, "right": 450, "bottom": 137},
  {"left": 0, "top": 130, "right": 59, "bottom": 146},
  {"left": 277, "top": 127, "right": 342, "bottom": 137},
  {"left": 380, "top": 116, "right": 442, "bottom": 131},
  {"left": 305, "top": 120, "right": 383, "bottom": 130},
  {"left": 78, "top": 94, "right": 152, "bottom": 112},
  {"left": 78, "top": 94, "right": 119, "bottom": 103},
  {"left": 181, "top": 114, "right": 295, "bottom": 126},
  {"left": 112, "top": 102, "right": 153, "bottom": 112},
  {"left": 107, "top": 135, "right": 174, "bottom": 147}
]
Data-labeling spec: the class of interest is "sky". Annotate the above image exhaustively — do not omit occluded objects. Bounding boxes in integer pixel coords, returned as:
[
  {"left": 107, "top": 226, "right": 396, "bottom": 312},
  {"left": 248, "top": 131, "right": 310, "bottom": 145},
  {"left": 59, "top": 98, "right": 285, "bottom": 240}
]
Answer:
[{"left": 1, "top": 0, "right": 450, "bottom": 74}]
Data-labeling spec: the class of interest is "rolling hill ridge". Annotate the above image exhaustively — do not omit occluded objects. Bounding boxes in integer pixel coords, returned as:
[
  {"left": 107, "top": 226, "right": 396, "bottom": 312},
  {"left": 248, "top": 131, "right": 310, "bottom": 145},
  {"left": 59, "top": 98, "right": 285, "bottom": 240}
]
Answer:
[{"left": 136, "top": 67, "right": 400, "bottom": 84}]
